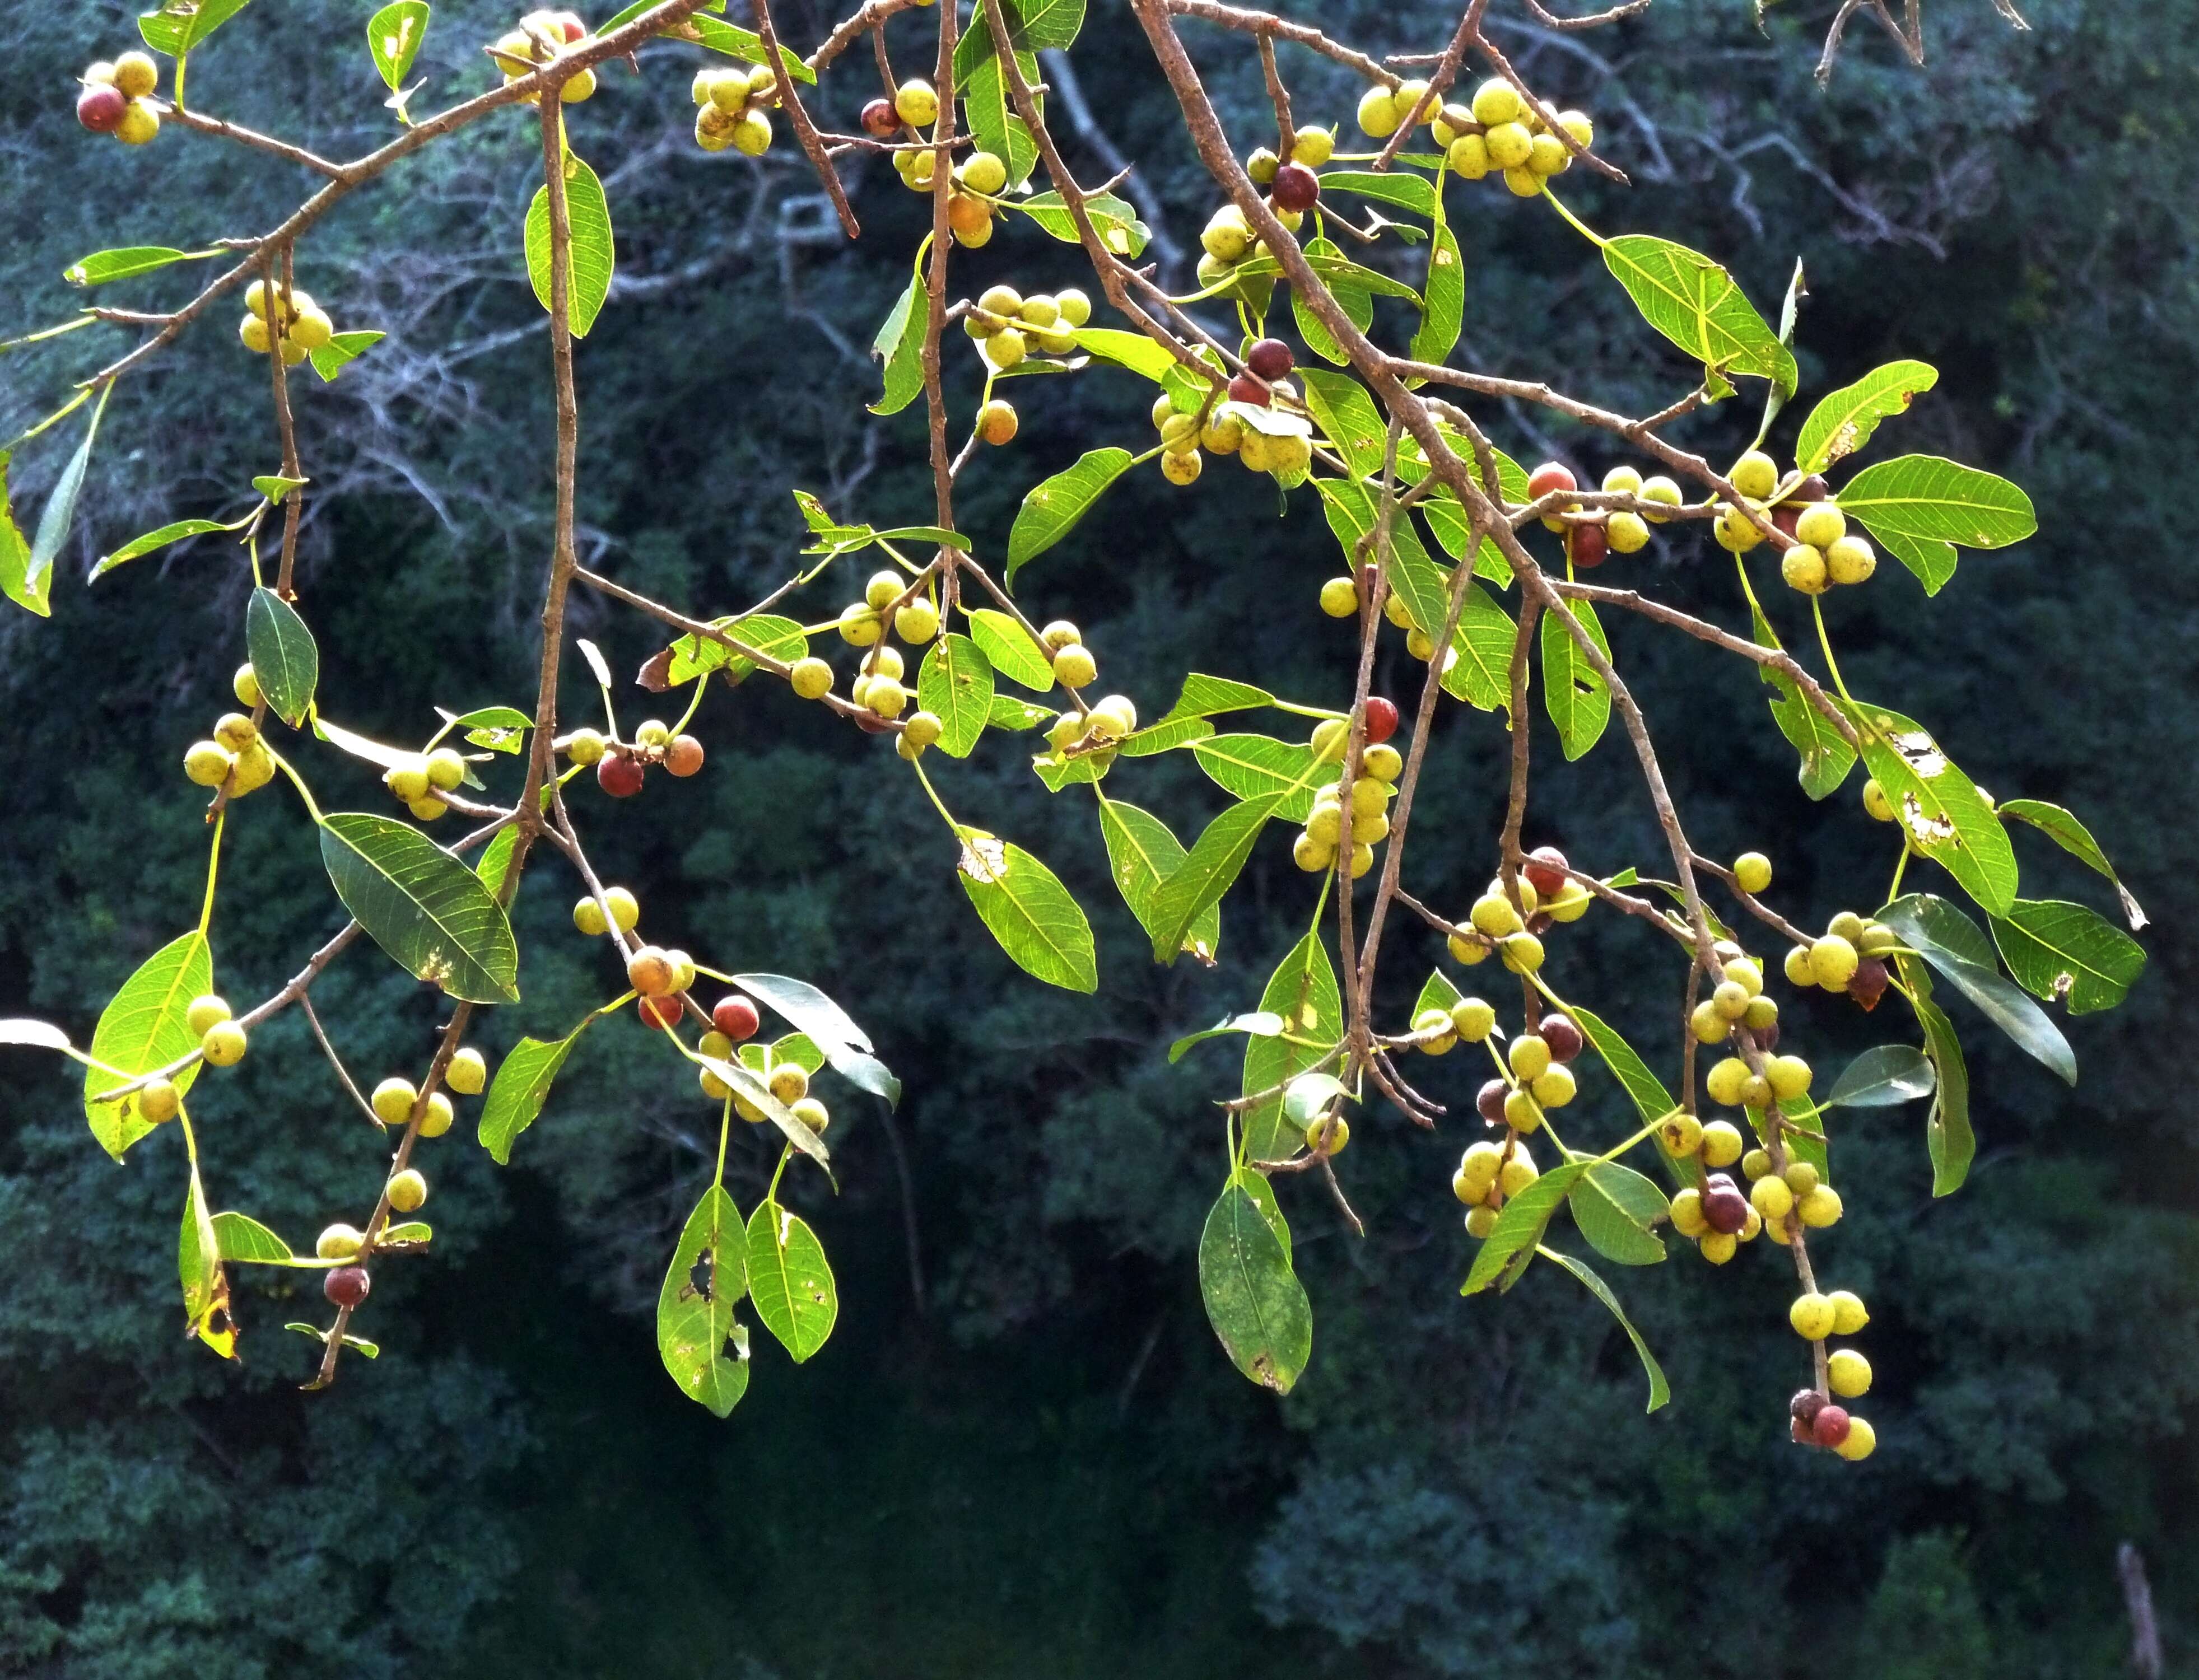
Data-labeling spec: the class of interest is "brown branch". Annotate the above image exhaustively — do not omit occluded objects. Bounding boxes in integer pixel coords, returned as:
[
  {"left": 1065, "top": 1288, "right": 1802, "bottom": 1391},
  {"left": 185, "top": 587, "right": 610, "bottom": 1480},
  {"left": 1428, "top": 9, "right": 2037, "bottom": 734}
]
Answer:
[
  {"left": 753, "top": 0, "right": 860, "bottom": 237},
  {"left": 299, "top": 995, "right": 385, "bottom": 1131},
  {"left": 1165, "top": 0, "right": 1400, "bottom": 86},
  {"left": 808, "top": 0, "right": 924, "bottom": 73},
  {"left": 1522, "top": 0, "right": 1654, "bottom": 28},
  {"left": 1373, "top": 3, "right": 1480, "bottom": 171},
  {"left": 157, "top": 101, "right": 346, "bottom": 175}
]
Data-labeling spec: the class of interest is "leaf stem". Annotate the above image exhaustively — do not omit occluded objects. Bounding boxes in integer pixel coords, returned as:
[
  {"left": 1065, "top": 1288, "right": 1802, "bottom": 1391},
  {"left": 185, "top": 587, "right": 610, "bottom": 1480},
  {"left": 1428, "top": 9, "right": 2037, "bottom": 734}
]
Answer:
[
  {"left": 198, "top": 809, "right": 225, "bottom": 937},
  {"left": 1810, "top": 596, "right": 1857, "bottom": 710},
  {"left": 1539, "top": 185, "right": 1607, "bottom": 248}
]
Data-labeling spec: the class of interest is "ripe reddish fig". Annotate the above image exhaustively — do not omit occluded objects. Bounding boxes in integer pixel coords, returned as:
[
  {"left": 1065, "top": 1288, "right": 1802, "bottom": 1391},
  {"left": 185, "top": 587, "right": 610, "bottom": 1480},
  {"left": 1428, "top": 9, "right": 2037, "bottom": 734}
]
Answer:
[
  {"left": 1792, "top": 1417, "right": 1814, "bottom": 1444},
  {"left": 77, "top": 85, "right": 127, "bottom": 132},
  {"left": 1569, "top": 520, "right": 1608, "bottom": 570},
  {"left": 1524, "top": 845, "right": 1569, "bottom": 898},
  {"left": 1811, "top": 1404, "right": 1852, "bottom": 1448},
  {"left": 325, "top": 1266, "right": 371, "bottom": 1308},
  {"left": 1849, "top": 957, "right": 1890, "bottom": 1011},
  {"left": 1702, "top": 1183, "right": 1750, "bottom": 1234},
  {"left": 639, "top": 994, "right": 686, "bottom": 1030},
  {"left": 1772, "top": 505, "right": 1803, "bottom": 539},
  {"left": 1270, "top": 162, "right": 1320, "bottom": 212},
  {"left": 1526, "top": 461, "right": 1576, "bottom": 500},
  {"left": 598, "top": 754, "right": 645, "bottom": 797},
  {"left": 1227, "top": 370, "right": 1270, "bottom": 407},
  {"left": 1476, "top": 1079, "right": 1508, "bottom": 1126},
  {"left": 1539, "top": 1014, "right": 1583, "bottom": 1063},
  {"left": 1246, "top": 338, "right": 1294, "bottom": 380},
  {"left": 665, "top": 734, "right": 705, "bottom": 777},
  {"left": 861, "top": 97, "right": 898, "bottom": 137},
  {"left": 1790, "top": 1388, "right": 1827, "bottom": 1425},
  {"left": 711, "top": 995, "right": 760, "bottom": 1041},
  {"left": 1362, "top": 696, "right": 1399, "bottom": 744},
  {"left": 1526, "top": 911, "right": 1553, "bottom": 935},
  {"left": 1788, "top": 473, "right": 1829, "bottom": 502}
]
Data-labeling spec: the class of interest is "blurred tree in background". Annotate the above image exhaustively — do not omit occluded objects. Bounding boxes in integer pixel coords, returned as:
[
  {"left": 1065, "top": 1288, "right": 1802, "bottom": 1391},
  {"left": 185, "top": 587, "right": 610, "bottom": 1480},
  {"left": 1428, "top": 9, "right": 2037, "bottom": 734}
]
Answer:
[{"left": 2, "top": 1, "right": 2194, "bottom": 1676}]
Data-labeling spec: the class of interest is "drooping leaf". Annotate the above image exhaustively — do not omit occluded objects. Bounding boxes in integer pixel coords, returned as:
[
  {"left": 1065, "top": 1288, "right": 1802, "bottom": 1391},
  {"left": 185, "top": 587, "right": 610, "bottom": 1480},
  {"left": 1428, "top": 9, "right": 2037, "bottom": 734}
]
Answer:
[
  {"left": 63, "top": 246, "right": 215, "bottom": 287},
  {"left": 524, "top": 154, "right": 613, "bottom": 338},
  {"left": 1844, "top": 703, "right": 2018, "bottom": 915},
  {"left": 310, "top": 714, "right": 412, "bottom": 771},
  {"left": 1538, "top": 1247, "right": 1670, "bottom": 1411},
  {"left": 308, "top": 330, "right": 385, "bottom": 382},
  {"left": 1168, "top": 1011, "right": 1283, "bottom": 1065},
  {"left": 1023, "top": 192, "right": 1148, "bottom": 258},
  {"left": 746, "top": 1200, "right": 837, "bottom": 1362},
  {"left": 1232, "top": 1166, "right": 1290, "bottom": 1261},
  {"left": 283, "top": 1323, "right": 379, "bottom": 1357},
  {"left": 17, "top": 393, "right": 108, "bottom": 618},
  {"left": 179, "top": 1166, "right": 236, "bottom": 1359},
  {"left": 685, "top": 14, "right": 814, "bottom": 82},
  {"left": 1316, "top": 170, "right": 1439, "bottom": 217},
  {"left": 1241, "top": 931, "right": 1341, "bottom": 1163},
  {"left": 1006, "top": 447, "right": 1134, "bottom": 584},
  {"left": 245, "top": 587, "right": 318, "bottom": 726},
  {"left": 366, "top": 0, "right": 430, "bottom": 91},
  {"left": 1567, "top": 1004, "right": 1693, "bottom": 1187},
  {"left": 90, "top": 518, "right": 234, "bottom": 581},
  {"left": 728, "top": 973, "right": 873, "bottom": 1056},
  {"left": 1149, "top": 795, "right": 1279, "bottom": 964},
  {"left": 953, "top": 829, "right": 1097, "bottom": 992},
  {"left": 1824, "top": 1044, "right": 1936, "bottom": 1108},
  {"left": 1411, "top": 216, "right": 1464, "bottom": 367},
  {"left": 658, "top": 1183, "right": 750, "bottom": 1416},
  {"left": 1292, "top": 237, "right": 1373, "bottom": 368},
  {"left": 1879, "top": 894, "right": 2074, "bottom": 1084},
  {"left": 478, "top": 1018, "right": 592, "bottom": 1164},
  {"left": 1601, "top": 234, "right": 1796, "bottom": 386},
  {"left": 1463, "top": 1162, "right": 1588, "bottom": 1295},
  {"left": 0, "top": 1019, "right": 72, "bottom": 1052},
  {"left": 211, "top": 1210, "right": 296, "bottom": 1263},
  {"left": 1990, "top": 899, "right": 2144, "bottom": 1016},
  {"left": 139, "top": 0, "right": 257, "bottom": 55},
  {"left": 869, "top": 272, "right": 928, "bottom": 417},
  {"left": 1835, "top": 454, "right": 2036, "bottom": 593},
  {"left": 1757, "top": 256, "right": 1806, "bottom": 436},
  {"left": 961, "top": 48, "right": 1040, "bottom": 191},
  {"left": 1897, "top": 954, "right": 1973, "bottom": 1194},
  {"left": 253, "top": 473, "right": 308, "bottom": 505},
  {"left": 1998, "top": 799, "right": 2146, "bottom": 929},
  {"left": 1064, "top": 327, "right": 1177, "bottom": 382},
  {"left": 84, "top": 931, "right": 211, "bottom": 1161},
  {"left": 917, "top": 633, "right": 994, "bottom": 758},
  {"left": 1097, "top": 797, "right": 1219, "bottom": 964},
  {"left": 1795, "top": 360, "right": 1937, "bottom": 474},
  {"left": 1541, "top": 596, "right": 1610, "bottom": 759},
  {"left": 1750, "top": 599, "right": 1854, "bottom": 799},
  {"left": 320, "top": 814, "right": 520, "bottom": 1005},
  {"left": 1198, "top": 1185, "right": 1311, "bottom": 1393},
  {"left": 1300, "top": 370, "right": 1387, "bottom": 480},
  {"left": 1567, "top": 1162, "right": 1667, "bottom": 1266},
  {"left": 964, "top": 608, "right": 1055, "bottom": 690},
  {"left": 1191, "top": 734, "right": 1327, "bottom": 822}
]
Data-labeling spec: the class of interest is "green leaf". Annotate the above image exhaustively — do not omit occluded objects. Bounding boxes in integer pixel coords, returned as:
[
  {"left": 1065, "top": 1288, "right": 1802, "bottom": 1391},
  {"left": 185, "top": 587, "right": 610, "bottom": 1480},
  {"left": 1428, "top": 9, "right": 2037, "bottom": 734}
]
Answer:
[
  {"left": 1601, "top": 235, "right": 1795, "bottom": 387},
  {"left": 1567, "top": 1004, "right": 1692, "bottom": 1187},
  {"left": 17, "top": 394, "right": 108, "bottom": 619},
  {"left": 1005, "top": 0, "right": 1084, "bottom": 49},
  {"left": 1097, "top": 798, "right": 1219, "bottom": 964},
  {"left": 1567, "top": 1163, "right": 1667, "bottom": 1266},
  {"left": 1231, "top": 1166, "right": 1290, "bottom": 1261},
  {"left": 1023, "top": 192, "right": 1149, "bottom": 258},
  {"left": 917, "top": 634, "right": 994, "bottom": 758},
  {"left": 1879, "top": 894, "right": 2074, "bottom": 1084},
  {"left": 84, "top": 931, "right": 211, "bottom": 1161},
  {"left": 1168, "top": 1011, "right": 1282, "bottom": 1064},
  {"left": 380, "top": 1220, "right": 431, "bottom": 1245},
  {"left": 1438, "top": 582, "right": 1518, "bottom": 715},
  {"left": 1757, "top": 256, "right": 1806, "bottom": 436},
  {"left": 1198, "top": 1186, "right": 1311, "bottom": 1393},
  {"left": 1750, "top": 599, "right": 1854, "bottom": 799},
  {"left": 870, "top": 524, "right": 971, "bottom": 551},
  {"left": 1998, "top": 799, "right": 2146, "bottom": 929},
  {"left": 1844, "top": 703, "right": 2018, "bottom": 915},
  {"left": 366, "top": 1, "right": 429, "bottom": 91},
  {"left": 1411, "top": 216, "right": 1464, "bottom": 367},
  {"left": 1006, "top": 447, "right": 1134, "bottom": 584},
  {"left": 728, "top": 973, "right": 873, "bottom": 1056},
  {"left": 139, "top": 0, "right": 257, "bottom": 54},
  {"left": 441, "top": 704, "right": 530, "bottom": 754},
  {"left": 1412, "top": 968, "right": 1464, "bottom": 1019},
  {"left": 1317, "top": 169, "right": 1439, "bottom": 218},
  {"left": 1065, "top": 328, "right": 1177, "bottom": 381},
  {"left": 320, "top": 813, "right": 521, "bottom": 1005},
  {"left": 524, "top": 155, "right": 613, "bottom": 339},
  {"left": 1159, "top": 671, "right": 1274, "bottom": 724},
  {"left": 1292, "top": 237, "right": 1373, "bottom": 368},
  {"left": 1117, "top": 716, "right": 1212, "bottom": 757},
  {"left": 63, "top": 246, "right": 215, "bottom": 287},
  {"left": 965, "top": 608, "right": 1055, "bottom": 690},
  {"left": 1299, "top": 369, "right": 1387, "bottom": 479},
  {"left": 954, "top": 829, "right": 1097, "bottom": 992},
  {"left": 1231, "top": 248, "right": 1421, "bottom": 305},
  {"left": 1541, "top": 596, "right": 1610, "bottom": 760},
  {"left": 1795, "top": 360, "right": 1937, "bottom": 474},
  {"left": 962, "top": 48, "right": 1040, "bottom": 190},
  {"left": 1824, "top": 1044, "right": 1936, "bottom": 1107},
  {"left": 309, "top": 329, "right": 385, "bottom": 383},
  {"left": 179, "top": 1165, "right": 236, "bottom": 1358},
  {"left": 1835, "top": 454, "right": 2036, "bottom": 593},
  {"left": 478, "top": 1018, "right": 591, "bottom": 1164},
  {"left": 245, "top": 587, "right": 317, "bottom": 727},
  {"left": 283, "top": 1323, "right": 380, "bottom": 1357},
  {"left": 1149, "top": 795, "right": 1279, "bottom": 963},
  {"left": 869, "top": 272, "right": 928, "bottom": 416},
  {"left": 664, "top": 613, "right": 806, "bottom": 685},
  {"left": 746, "top": 1200, "right": 837, "bottom": 1362},
  {"left": 1191, "top": 734, "right": 1327, "bottom": 822},
  {"left": 1538, "top": 1248, "right": 1670, "bottom": 1412},
  {"left": 0, "top": 455, "right": 34, "bottom": 617},
  {"left": 1463, "top": 1163, "right": 1588, "bottom": 1295},
  {"left": 211, "top": 1211, "right": 296, "bottom": 1263},
  {"left": 986, "top": 693, "right": 1055, "bottom": 731},
  {"left": 1283, "top": 1071, "right": 1349, "bottom": 1126},
  {"left": 1897, "top": 954, "right": 1973, "bottom": 1194},
  {"left": 89, "top": 518, "right": 235, "bottom": 581},
  {"left": 686, "top": 15, "right": 814, "bottom": 82},
  {"left": 253, "top": 473, "right": 308, "bottom": 505},
  {"left": 1990, "top": 899, "right": 2145, "bottom": 1015},
  {"left": 659, "top": 1184, "right": 750, "bottom": 1416},
  {"left": 1241, "top": 932, "right": 1341, "bottom": 1163}
]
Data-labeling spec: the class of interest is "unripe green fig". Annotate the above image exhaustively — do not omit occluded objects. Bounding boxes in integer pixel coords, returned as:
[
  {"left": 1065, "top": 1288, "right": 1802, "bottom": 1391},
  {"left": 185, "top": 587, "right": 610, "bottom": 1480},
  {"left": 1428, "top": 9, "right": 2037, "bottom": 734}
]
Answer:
[
  {"left": 1362, "top": 743, "right": 1403, "bottom": 782},
  {"left": 1355, "top": 84, "right": 1400, "bottom": 138},
  {"left": 1527, "top": 132, "right": 1569, "bottom": 174},
  {"left": 894, "top": 79, "right": 938, "bottom": 125},
  {"left": 767, "top": 1062, "right": 809, "bottom": 1104},
  {"left": 1449, "top": 997, "right": 1496, "bottom": 1042},
  {"left": 214, "top": 712, "right": 258, "bottom": 752},
  {"left": 1292, "top": 832, "right": 1335, "bottom": 874},
  {"left": 1701, "top": 1120, "right": 1745, "bottom": 1168},
  {"left": 114, "top": 99, "right": 161, "bottom": 146},
  {"left": 1638, "top": 475, "right": 1683, "bottom": 521},
  {"left": 199, "top": 1021, "right": 247, "bottom": 1066},
  {"left": 425, "top": 746, "right": 467, "bottom": 790},
  {"left": 1825, "top": 534, "right": 1876, "bottom": 585},
  {"left": 1810, "top": 935, "right": 1860, "bottom": 991},
  {"left": 1730, "top": 450, "right": 1779, "bottom": 501},
  {"left": 318, "top": 1223, "right": 364, "bottom": 1261},
  {"left": 1765, "top": 1054, "right": 1813, "bottom": 1100},
  {"left": 371, "top": 1077, "right": 419, "bottom": 1126},
  {"left": 1161, "top": 448, "right": 1203, "bottom": 486},
  {"left": 1606, "top": 511, "right": 1649, "bottom": 553},
  {"left": 1732, "top": 851, "right": 1773, "bottom": 894},
  {"left": 1445, "top": 134, "right": 1491, "bottom": 180},
  {"left": 1500, "top": 932, "right": 1544, "bottom": 973},
  {"left": 1827, "top": 1348, "right": 1872, "bottom": 1398},
  {"left": 386, "top": 757, "right": 432, "bottom": 801},
  {"left": 184, "top": 741, "right": 234, "bottom": 787},
  {"left": 186, "top": 995, "right": 232, "bottom": 1036},
  {"left": 1795, "top": 503, "right": 1846, "bottom": 549},
  {"left": 1660, "top": 1111, "right": 1704, "bottom": 1156},
  {"left": 1483, "top": 120, "right": 1532, "bottom": 169},
  {"left": 1690, "top": 1000, "right": 1731, "bottom": 1044},
  {"left": 1290, "top": 126, "right": 1334, "bottom": 166},
  {"left": 1799, "top": 1184, "right": 1844, "bottom": 1228},
  {"left": 563, "top": 727, "right": 607, "bottom": 766},
  {"left": 1782, "top": 544, "right": 1830, "bottom": 595},
  {"left": 446, "top": 1047, "right": 487, "bottom": 1096},
  {"left": 1827, "top": 1289, "right": 1869, "bottom": 1335},
  {"left": 1705, "top": 1056, "right": 1751, "bottom": 1107},
  {"left": 1751, "top": 1174, "right": 1794, "bottom": 1220},
  {"left": 1470, "top": 78, "right": 1521, "bottom": 126},
  {"left": 418, "top": 1091, "right": 454, "bottom": 1137},
  {"left": 1715, "top": 502, "right": 1765, "bottom": 552},
  {"left": 1789, "top": 1291, "right": 1836, "bottom": 1340},
  {"left": 790, "top": 656, "right": 834, "bottom": 699},
  {"left": 138, "top": 1077, "right": 181, "bottom": 1124},
  {"left": 838, "top": 602, "right": 882, "bottom": 646},
  {"left": 387, "top": 1168, "right": 428, "bottom": 1214},
  {"left": 1051, "top": 643, "right": 1097, "bottom": 689}
]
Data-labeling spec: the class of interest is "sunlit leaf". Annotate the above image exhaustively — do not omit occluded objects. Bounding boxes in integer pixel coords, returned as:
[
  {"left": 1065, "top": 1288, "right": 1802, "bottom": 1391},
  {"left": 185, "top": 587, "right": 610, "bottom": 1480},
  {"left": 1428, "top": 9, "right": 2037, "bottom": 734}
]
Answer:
[
  {"left": 658, "top": 1183, "right": 750, "bottom": 1416},
  {"left": 524, "top": 153, "right": 613, "bottom": 338},
  {"left": 320, "top": 813, "right": 521, "bottom": 1005},
  {"left": 1198, "top": 1185, "right": 1311, "bottom": 1393}
]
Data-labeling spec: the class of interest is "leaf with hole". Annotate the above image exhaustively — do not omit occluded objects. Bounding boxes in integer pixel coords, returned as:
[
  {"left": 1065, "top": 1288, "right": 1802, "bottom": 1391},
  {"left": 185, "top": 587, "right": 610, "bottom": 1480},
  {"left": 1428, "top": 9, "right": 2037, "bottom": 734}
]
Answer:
[
  {"left": 747, "top": 1200, "right": 836, "bottom": 1362},
  {"left": 1542, "top": 598, "right": 1610, "bottom": 759},
  {"left": 1796, "top": 360, "right": 1936, "bottom": 474},
  {"left": 659, "top": 1183, "right": 749, "bottom": 1416},
  {"left": 366, "top": 1, "right": 430, "bottom": 91},
  {"left": 1845, "top": 703, "right": 2016, "bottom": 914},
  {"left": 1880, "top": 894, "right": 2073, "bottom": 1084},
  {"left": 524, "top": 154, "right": 613, "bottom": 338},
  {"left": 1198, "top": 1186, "right": 1311, "bottom": 1393},
  {"left": 1023, "top": 192, "right": 1148, "bottom": 258},
  {"left": 1990, "top": 899, "right": 2144, "bottom": 1016},
  {"left": 139, "top": 0, "right": 258, "bottom": 55},
  {"left": 180, "top": 1166, "right": 236, "bottom": 1359},
  {"left": 954, "top": 829, "right": 1096, "bottom": 992}
]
